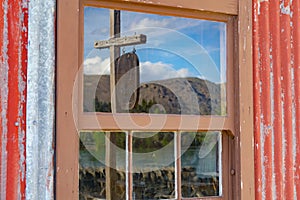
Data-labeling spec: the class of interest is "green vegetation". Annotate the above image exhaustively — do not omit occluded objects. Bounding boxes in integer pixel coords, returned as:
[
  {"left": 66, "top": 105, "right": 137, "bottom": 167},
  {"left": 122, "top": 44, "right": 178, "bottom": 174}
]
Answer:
[
  {"left": 94, "top": 97, "right": 111, "bottom": 112},
  {"left": 132, "top": 132, "right": 174, "bottom": 153},
  {"left": 94, "top": 97, "right": 162, "bottom": 113}
]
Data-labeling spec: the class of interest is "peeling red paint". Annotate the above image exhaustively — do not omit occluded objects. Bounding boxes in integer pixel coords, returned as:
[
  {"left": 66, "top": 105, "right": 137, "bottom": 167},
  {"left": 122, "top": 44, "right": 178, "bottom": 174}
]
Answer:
[
  {"left": 0, "top": 0, "right": 4, "bottom": 197},
  {"left": 0, "top": 0, "right": 28, "bottom": 199},
  {"left": 258, "top": 1, "right": 273, "bottom": 198},
  {"left": 291, "top": 1, "right": 300, "bottom": 199},
  {"left": 253, "top": 1, "right": 263, "bottom": 199},
  {"left": 254, "top": 0, "right": 300, "bottom": 199},
  {"left": 280, "top": 3, "right": 294, "bottom": 199},
  {"left": 270, "top": 0, "right": 283, "bottom": 199}
]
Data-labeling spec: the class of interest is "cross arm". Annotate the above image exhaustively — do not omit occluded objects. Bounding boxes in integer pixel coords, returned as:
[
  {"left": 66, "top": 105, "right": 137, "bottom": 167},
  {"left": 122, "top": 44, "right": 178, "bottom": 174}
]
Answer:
[{"left": 94, "top": 34, "right": 147, "bottom": 49}]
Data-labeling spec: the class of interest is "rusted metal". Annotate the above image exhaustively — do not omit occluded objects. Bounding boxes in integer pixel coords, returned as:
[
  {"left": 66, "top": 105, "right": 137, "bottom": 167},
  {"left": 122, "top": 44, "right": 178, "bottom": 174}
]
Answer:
[
  {"left": 0, "top": 0, "right": 28, "bottom": 199},
  {"left": 253, "top": 0, "right": 300, "bottom": 199}
]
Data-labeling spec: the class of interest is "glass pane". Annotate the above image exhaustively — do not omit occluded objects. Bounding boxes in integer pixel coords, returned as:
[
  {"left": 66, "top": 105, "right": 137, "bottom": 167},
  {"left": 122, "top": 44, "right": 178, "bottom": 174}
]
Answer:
[
  {"left": 79, "top": 132, "right": 126, "bottom": 200},
  {"left": 181, "top": 131, "right": 221, "bottom": 197},
  {"left": 83, "top": 7, "right": 227, "bottom": 115},
  {"left": 132, "top": 132, "right": 175, "bottom": 199}
]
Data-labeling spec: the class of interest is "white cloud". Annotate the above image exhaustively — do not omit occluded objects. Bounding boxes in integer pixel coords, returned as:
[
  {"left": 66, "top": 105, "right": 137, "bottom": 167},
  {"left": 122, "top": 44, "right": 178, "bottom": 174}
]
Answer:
[
  {"left": 83, "top": 57, "right": 193, "bottom": 82},
  {"left": 89, "top": 27, "right": 108, "bottom": 36},
  {"left": 140, "top": 61, "right": 192, "bottom": 83},
  {"left": 84, "top": 56, "right": 110, "bottom": 75},
  {"left": 128, "top": 17, "right": 205, "bottom": 33},
  {"left": 130, "top": 18, "right": 170, "bottom": 30}
]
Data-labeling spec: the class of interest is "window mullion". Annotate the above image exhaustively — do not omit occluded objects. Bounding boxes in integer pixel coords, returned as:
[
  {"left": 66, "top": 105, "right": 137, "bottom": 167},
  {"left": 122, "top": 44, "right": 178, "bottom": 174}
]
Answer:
[
  {"left": 127, "top": 131, "right": 133, "bottom": 200},
  {"left": 176, "top": 131, "right": 181, "bottom": 200},
  {"left": 105, "top": 132, "right": 116, "bottom": 199}
]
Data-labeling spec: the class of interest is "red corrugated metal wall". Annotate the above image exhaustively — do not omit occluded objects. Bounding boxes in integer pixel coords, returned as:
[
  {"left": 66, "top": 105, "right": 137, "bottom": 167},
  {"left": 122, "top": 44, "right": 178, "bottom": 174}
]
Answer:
[
  {"left": 253, "top": 0, "right": 300, "bottom": 199},
  {"left": 0, "top": 0, "right": 28, "bottom": 199}
]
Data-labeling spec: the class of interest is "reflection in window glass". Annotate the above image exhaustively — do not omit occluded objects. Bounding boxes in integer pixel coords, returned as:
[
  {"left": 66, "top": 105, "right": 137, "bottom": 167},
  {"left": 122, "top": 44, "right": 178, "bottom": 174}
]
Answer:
[
  {"left": 79, "top": 131, "right": 222, "bottom": 199},
  {"left": 132, "top": 132, "right": 175, "bottom": 199},
  {"left": 83, "top": 7, "right": 227, "bottom": 115},
  {"left": 79, "top": 132, "right": 126, "bottom": 200},
  {"left": 181, "top": 131, "right": 221, "bottom": 197},
  {"left": 79, "top": 132, "right": 106, "bottom": 199}
]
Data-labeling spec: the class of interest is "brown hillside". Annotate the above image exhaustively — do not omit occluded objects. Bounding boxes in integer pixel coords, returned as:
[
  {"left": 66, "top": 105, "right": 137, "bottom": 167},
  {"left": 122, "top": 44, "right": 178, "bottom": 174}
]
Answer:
[{"left": 84, "top": 75, "right": 225, "bottom": 115}]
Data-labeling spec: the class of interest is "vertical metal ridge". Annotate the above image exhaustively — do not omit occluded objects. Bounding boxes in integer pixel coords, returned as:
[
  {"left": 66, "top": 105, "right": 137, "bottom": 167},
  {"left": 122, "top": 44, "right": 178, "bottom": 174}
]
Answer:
[
  {"left": 0, "top": 1, "right": 29, "bottom": 199},
  {"left": 258, "top": 1, "right": 273, "bottom": 199},
  {"left": 279, "top": 1, "right": 294, "bottom": 199},
  {"left": 19, "top": 0, "right": 29, "bottom": 197},
  {"left": 253, "top": 0, "right": 262, "bottom": 199},
  {"left": 291, "top": 0, "right": 300, "bottom": 199},
  {"left": 269, "top": 0, "right": 283, "bottom": 199},
  {"left": 26, "top": 0, "right": 56, "bottom": 199},
  {"left": 5, "top": 0, "right": 28, "bottom": 199},
  {"left": 0, "top": 0, "right": 9, "bottom": 199}
]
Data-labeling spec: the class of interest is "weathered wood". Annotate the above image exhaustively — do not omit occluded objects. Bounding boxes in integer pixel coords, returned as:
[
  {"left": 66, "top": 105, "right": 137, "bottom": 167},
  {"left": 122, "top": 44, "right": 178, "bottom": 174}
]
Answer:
[
  {"left": 106, "top": 10, "right": 120, "bottom": 200},
  {"left": 109, "top": 9, "right": 120, "bottom": 114},
  {"left": 106, "top": 132, "right": 119, "bottom": 200},
  {"left": 94, "top": 34, "right": 147, "bottom": 49},
  {"left": 97, "top": 9, "right": 146, "bottom": 200},
  {"left": 115, "top": 52, "right": 140, "bottom": 111},
  {"left": 94, "top": 10, "right": 146, "bottom": 114}
]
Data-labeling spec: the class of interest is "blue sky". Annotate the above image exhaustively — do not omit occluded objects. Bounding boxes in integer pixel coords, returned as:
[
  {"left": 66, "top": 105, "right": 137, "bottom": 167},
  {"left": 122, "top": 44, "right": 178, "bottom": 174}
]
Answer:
[{"left": 83, "top": 7, "right": 226, "bottom": 83}]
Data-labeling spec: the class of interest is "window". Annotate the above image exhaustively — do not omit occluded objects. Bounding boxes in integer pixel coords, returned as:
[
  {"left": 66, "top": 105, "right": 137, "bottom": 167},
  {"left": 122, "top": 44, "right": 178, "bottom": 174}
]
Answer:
[
  {"left": 57, "top": 0, "right": 254, "bottom": 200},
  {"left": 79, "top": 131, "right": 225, "bottom": 199},
  {"left": 83, "top": 7, "right": 227, "bottom": 116},
  {"left": 78, "top": 6, "right": 231, "bottom": 199}
]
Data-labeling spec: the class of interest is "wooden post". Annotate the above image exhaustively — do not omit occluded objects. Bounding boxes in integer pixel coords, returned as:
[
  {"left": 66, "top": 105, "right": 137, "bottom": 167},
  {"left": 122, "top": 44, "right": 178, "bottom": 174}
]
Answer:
[
  {"left": 106, "top": 132, "right": 118, "bottom": 200},
  {"left": 94, "top": 10, "right": 146, "bottom": 199},
  {"left": 94, "top": 14, "right": 146, "bottom": 113},
  {"left": 106, "top": 10, "right": 120, "bottom": 200},
  {"left": 109, "top": 9, "right": 120, "bottom": 113}
]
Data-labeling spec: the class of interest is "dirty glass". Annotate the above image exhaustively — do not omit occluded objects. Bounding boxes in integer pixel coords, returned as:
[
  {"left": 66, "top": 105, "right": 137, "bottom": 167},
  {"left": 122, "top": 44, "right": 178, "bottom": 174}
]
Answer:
[
  {"left": 83, "top": 7, "right": 227, "bottom": 115},
  {"left": 132, "top": 132, "right": 175, "bottom": 199},
  {"left": 79, "top": 132, "right": 126, "bottom": 200},
  {"left": 181, "top": 131, "right": 221, "bottom": 197}
]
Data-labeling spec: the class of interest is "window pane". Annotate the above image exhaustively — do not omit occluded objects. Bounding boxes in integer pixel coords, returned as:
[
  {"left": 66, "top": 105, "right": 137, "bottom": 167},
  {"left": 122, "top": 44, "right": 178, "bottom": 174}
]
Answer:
[
  {"left": 79, "top": 132, "right": 126, "bottom": 200},
  {"left": 79, "top": 132, "right": 106, "bottom": 199},
  {"left": 132, "top": 132, "right": 175, "bottom": 199},
  {"left": 181, "top": 131, "right": 221, "bottom": 197},
  {"left": 83, "top": 7, "right": 227, "bottom": 115}
]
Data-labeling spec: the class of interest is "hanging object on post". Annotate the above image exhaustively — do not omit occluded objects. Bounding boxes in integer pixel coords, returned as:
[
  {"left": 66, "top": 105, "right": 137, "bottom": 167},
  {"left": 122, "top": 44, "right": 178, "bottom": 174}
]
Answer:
[{"left": 115, "top": 51, "right": 140, "bottom": 111}]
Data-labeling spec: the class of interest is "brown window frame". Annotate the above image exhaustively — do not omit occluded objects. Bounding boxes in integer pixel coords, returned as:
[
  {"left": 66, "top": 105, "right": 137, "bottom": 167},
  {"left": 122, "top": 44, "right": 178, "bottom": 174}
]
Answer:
[{"left": 56, "top": 0, "right": 254, "bottom": 199}]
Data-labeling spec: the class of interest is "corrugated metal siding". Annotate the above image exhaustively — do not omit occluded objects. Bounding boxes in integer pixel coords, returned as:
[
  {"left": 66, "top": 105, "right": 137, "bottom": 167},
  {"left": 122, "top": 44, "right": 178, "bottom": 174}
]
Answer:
[
  {"left": 253, "top": 0, "right": 300, "bottom": 199},
  {"left": 0, "top": 0, "right": 28, "bottom": 199},
  {"left": 26, "top": 0, "right": 56, "bottom": 199}
]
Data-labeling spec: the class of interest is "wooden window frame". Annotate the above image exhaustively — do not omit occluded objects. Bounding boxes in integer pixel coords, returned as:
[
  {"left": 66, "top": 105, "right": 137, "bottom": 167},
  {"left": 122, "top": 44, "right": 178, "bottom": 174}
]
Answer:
[{"left": 56, "top": 0, "right": 254, "bottom": 199}]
